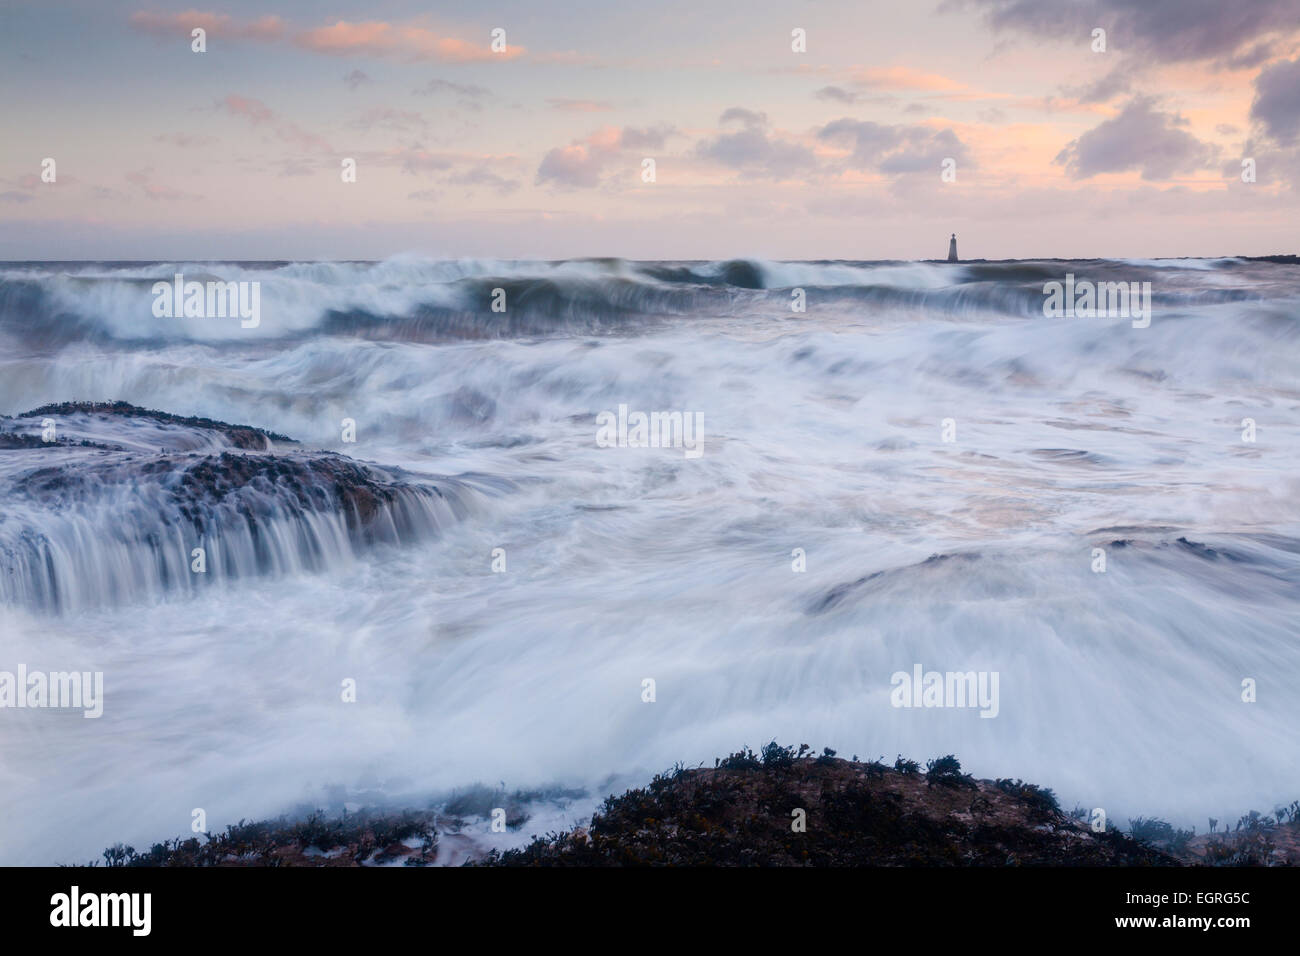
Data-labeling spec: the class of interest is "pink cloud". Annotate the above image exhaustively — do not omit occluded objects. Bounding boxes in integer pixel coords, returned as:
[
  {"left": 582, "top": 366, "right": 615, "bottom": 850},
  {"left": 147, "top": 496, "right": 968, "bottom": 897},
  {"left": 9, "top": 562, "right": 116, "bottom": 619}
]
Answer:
[
  {"left": 216, "top": 95, "right": 331, "bottom": 153},
  {"left": 850, "top": 67, "right": 968, "bottom": 92},
  {"left": 130, "top": 12, "right": 520, "bottom": 62},
  {"left": 130, "top": 10, "right": 284, "bottom": 40},
  {"left": 536, "top": 126, "right": 664, "bottom": 188},
  {"left": 238, "top": 15, "right": 285, "bottom": 40},
  {"left": 219, "top": 94, "right": 274, "bottom": 125},
  {"left": 295, "top": 20, "right": 525, "bottom": 62}
]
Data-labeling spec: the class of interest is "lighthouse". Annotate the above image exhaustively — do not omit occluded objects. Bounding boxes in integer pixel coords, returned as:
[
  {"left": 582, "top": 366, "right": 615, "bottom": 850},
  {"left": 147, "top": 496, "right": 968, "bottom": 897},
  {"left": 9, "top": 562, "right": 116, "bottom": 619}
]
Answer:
[{"left": 947, "top": 233, "right": 958, "bottom": 262}]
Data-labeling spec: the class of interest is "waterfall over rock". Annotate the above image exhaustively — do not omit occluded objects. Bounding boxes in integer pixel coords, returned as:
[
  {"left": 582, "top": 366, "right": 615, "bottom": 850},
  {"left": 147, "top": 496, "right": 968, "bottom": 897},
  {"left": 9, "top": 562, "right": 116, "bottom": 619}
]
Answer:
[{"left": 0, "top": 402, "right": 508, "bottom": 613}]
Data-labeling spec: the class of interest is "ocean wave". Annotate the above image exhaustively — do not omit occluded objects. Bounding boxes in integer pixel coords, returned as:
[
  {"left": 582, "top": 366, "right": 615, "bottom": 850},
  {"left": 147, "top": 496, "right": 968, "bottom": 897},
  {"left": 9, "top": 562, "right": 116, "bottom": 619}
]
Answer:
[{"left": 2, "top": 255, "right": 1295, "bottom": 345}]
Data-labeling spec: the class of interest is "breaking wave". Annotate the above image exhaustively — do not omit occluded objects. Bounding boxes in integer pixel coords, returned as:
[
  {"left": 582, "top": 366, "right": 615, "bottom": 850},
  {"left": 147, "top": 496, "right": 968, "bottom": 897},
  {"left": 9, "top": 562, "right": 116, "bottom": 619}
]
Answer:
[{"left": 1, "top": 255, "right": 1292, "bottom": 346}]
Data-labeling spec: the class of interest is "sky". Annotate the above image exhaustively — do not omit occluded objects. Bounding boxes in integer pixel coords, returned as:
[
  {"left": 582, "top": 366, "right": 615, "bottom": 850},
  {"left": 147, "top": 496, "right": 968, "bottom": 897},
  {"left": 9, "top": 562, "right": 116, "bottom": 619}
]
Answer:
[{"left": 1, "top": 0, "right": 1298, "bottom": 260}]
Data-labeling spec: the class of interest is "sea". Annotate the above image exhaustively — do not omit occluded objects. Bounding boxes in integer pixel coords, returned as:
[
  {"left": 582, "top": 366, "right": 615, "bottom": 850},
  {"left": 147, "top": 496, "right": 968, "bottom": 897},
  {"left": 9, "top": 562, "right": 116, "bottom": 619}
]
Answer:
[{"left": 0, "top": 255, "right": 1296, "bottom": 864}]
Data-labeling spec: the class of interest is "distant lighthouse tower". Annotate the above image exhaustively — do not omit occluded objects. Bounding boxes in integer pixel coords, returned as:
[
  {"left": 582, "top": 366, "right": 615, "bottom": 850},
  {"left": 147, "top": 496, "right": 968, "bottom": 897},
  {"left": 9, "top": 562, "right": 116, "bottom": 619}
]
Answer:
[{"left": 947, "top": 233, "right": 958, "bottom": 262}]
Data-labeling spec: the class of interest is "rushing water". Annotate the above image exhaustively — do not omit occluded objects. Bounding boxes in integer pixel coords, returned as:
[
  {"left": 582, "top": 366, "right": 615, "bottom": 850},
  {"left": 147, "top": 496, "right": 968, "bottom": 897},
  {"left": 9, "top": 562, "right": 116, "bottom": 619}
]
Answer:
[{"left": 0, "top": 256, "right": 1297, "bottom": 864}]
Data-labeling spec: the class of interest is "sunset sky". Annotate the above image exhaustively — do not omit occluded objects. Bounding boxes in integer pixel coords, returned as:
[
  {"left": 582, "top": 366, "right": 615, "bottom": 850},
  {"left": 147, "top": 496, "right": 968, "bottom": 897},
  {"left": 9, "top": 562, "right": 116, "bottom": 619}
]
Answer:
[{"left": 2, "top": 0, "right": 1298, "bottom": 259}]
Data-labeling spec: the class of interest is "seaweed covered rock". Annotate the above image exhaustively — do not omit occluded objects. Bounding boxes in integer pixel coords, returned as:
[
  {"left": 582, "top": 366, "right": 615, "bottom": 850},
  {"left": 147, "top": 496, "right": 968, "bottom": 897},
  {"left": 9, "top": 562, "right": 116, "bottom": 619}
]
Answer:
[{"left": 480, "top": 746, "right": 1182, "bottom": 867}]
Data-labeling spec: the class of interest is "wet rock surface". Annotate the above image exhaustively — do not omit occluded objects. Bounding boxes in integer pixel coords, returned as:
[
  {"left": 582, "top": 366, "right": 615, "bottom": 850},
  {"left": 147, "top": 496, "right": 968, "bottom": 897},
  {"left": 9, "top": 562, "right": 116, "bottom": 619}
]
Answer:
[
  {"left": 0, "top": 401, "right": 505, "bottom": 612},
  {"left": 477, "top": 748, "right": 1185, "bottom": 867},
  {"left": 92, "top": 747, "right": 1300, "bottom": 867},
  {"left": 16, "top": 400, "right": 294, "bottom": 450}
]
